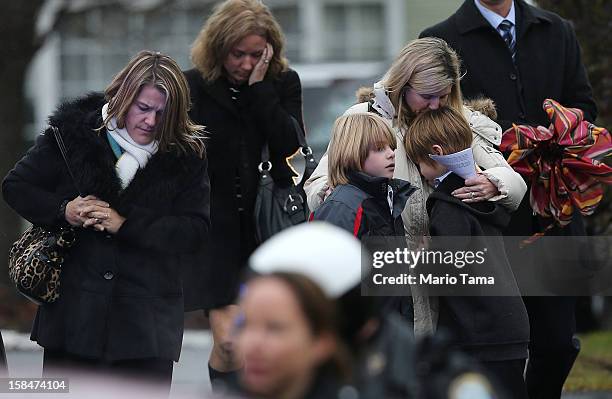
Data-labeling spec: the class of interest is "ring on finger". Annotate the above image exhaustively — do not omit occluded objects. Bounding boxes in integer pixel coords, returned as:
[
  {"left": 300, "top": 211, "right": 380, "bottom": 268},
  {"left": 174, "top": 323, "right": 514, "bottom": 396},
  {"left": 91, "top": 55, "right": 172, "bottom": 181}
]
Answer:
[
  {"left": 95, "top": 218, "right": 101, "bottom": 223},
  {"left": 470, "top": 192, "right": 475, "bottom": 199},
  {"left": 264, "top": 59, "right": 269, "bottom": 64}
]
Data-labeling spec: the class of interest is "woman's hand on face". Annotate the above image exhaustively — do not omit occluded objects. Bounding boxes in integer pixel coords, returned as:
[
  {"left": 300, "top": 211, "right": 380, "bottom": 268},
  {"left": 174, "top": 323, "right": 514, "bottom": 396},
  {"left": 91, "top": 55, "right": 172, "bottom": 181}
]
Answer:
[
  {"left": 65, "top": 195, "right": 109, "bottom": 227},
  {"left": 452, "top": 173, "right": 499, "bottom": 203},
  {"left": 81, "top": 205, "right": 126, "bottom": 234},
  {"left": 248, "top": 42, "right": 273, "bottom": 86}
]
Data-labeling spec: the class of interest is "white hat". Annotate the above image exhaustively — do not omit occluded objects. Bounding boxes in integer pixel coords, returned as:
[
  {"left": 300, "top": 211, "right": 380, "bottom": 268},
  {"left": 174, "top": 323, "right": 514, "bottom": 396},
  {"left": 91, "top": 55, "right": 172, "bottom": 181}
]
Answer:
[{"left": 249, "top": 222, "right": 365, "bottom": 298}]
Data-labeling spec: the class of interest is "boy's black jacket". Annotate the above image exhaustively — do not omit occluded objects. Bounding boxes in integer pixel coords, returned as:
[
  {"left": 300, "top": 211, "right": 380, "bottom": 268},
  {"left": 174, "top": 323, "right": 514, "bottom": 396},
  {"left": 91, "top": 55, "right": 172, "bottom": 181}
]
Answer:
[
  {"left": 427, "top": 172, "right": 510, "bottom": 234},
  {"left": 426, "top": 173, "right": 529, "bottom": 361},
  {"left": 313, "top": 170, "right": 416, "bottom": 238}
]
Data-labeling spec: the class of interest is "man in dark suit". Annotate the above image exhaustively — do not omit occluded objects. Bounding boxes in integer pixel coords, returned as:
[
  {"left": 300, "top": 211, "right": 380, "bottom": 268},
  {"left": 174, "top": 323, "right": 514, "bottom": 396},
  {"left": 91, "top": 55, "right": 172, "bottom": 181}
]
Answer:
[
  {"left": 420, "top": 0, "right": 596, "bottom": 129},
  {"left": 420, "top": 1, "right": 598, "bottom": 398}
]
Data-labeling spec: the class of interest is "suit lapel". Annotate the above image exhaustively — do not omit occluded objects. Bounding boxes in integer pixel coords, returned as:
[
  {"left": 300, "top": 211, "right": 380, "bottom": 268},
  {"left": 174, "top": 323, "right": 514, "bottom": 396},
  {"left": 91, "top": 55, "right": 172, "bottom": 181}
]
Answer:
[
  {"left": 455, "top": 0, "right": 493, "bottom": 35},
  {"left": 515, "top": 0, "right": 550, "bottom": 42}
]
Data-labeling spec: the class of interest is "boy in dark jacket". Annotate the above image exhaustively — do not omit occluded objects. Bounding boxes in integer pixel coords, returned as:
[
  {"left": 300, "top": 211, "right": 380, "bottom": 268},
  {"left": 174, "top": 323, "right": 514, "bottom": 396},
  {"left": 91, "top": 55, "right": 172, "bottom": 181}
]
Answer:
[
  {"left": 405, "top": 107, "right": 529, "bottom": 399},
  {"left": 312, "top": 113, "right": 415, "bottom": 239},
  {"left": 312, "top": 113, "right": 416, "bottom": 322}
]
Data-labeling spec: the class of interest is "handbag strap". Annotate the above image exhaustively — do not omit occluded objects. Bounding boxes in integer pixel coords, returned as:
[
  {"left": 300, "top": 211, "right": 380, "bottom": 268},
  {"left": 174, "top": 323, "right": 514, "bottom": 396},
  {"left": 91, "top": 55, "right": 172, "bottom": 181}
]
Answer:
[
  {"left": 51, "top": 125, "right": 85, "bottom": 197},
  {"left": 260, "top": 116, "right": 309, "bottom": 163},
  {"left": 288, "top": 117, "right": 318, "bottom": 187},
  {"left": 259, "top": 117, "right": 318, "bottom": 186}
]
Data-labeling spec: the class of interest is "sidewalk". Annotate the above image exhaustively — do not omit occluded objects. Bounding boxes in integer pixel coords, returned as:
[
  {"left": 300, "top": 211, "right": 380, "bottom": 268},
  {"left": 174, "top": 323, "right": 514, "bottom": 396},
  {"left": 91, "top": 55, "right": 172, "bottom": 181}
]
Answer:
[
  {"left": 3, "top": 330, "right": 612, "bottom": 398},
  {"left": 3, "top": 329, "right": 213, "bottom": 398}
]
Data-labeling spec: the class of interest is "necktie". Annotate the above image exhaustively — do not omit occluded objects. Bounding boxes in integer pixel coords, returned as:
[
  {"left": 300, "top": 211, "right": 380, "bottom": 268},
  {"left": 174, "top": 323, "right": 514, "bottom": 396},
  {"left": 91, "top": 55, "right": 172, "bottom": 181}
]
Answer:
[{"left": 498, "top": 19, "right": 516, "bottom": 60}]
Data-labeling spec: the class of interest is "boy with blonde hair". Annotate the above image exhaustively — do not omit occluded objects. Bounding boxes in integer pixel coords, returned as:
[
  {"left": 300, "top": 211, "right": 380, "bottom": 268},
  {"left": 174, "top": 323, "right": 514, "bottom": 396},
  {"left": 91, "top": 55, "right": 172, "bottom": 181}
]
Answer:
[
  {"left": 312, "top": 113, "right": 415, "bottom": 238},
  {"left": 405, "top": 106, "right": 530, "bottom": 398}
]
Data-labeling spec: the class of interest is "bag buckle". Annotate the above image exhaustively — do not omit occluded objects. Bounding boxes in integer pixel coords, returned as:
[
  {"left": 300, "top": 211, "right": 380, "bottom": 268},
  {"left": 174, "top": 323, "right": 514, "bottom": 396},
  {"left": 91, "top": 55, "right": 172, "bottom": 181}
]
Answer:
[
  {"left": 284, "top": 194, "right": 304, "bottom": 213},
  {"left": 300, "top": 146, "right": 313, "bottom": 156},
  {"left": 258, "top": 161, "right": 272, "bottom": 172}
]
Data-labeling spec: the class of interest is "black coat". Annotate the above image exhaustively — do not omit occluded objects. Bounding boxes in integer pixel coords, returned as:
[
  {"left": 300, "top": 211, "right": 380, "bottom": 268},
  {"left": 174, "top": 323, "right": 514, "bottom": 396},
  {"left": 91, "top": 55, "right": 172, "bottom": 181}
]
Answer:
[
  {"left": 2, "top": 93, "right": 210, "bottom": 361},
  {"left": 420, "top": 0, "right": 597, "bottom": 130},
  {"left": 184, "top": 68, "right": 302, "bottom": 309},
  {"left": 427, "top": 173, "right": 529, "bottom": 361},
  {"left": 420, "top": 0, "right": 597, "bottom": 237}
]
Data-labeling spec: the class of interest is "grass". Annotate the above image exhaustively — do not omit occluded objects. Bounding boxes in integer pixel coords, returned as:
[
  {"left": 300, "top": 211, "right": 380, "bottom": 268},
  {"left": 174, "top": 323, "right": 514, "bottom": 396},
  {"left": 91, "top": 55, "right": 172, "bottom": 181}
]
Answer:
[{"left": 564, "top": 331, "right": 612, "bottom": 391}]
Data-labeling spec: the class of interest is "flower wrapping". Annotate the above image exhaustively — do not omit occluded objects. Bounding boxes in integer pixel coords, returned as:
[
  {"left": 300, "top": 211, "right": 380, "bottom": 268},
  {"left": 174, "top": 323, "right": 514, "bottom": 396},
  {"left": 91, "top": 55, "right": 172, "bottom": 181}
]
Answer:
[{"left": 499, "top": 99, "right": 612, "bottom": 228}]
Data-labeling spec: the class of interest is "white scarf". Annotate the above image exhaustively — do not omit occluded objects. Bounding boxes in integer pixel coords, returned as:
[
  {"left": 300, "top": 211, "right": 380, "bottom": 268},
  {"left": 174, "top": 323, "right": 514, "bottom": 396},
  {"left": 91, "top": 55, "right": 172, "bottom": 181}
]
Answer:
[
  {"left": 371, "top": 81, "right": 396, "bottom": 120},
  {"left": 102, "top": 103, "right": 159, "bottom": 189}
]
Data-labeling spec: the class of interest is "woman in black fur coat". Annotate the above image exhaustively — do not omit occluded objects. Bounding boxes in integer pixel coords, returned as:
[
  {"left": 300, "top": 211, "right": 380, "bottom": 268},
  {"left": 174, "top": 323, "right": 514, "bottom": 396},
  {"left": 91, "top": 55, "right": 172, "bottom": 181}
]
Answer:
[{"left": 2, "top": 51, "right": 210, "bottom": 389}]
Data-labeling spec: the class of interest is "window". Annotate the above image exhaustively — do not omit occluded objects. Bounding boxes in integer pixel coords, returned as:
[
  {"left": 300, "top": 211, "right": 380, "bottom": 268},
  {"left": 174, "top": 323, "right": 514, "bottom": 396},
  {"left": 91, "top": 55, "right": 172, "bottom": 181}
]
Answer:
[
  {"left": 323, "top": 3, "right": 385, "bottom": 61},
  {"left": 271, "top": 6, "right": 301, "bottom": 62},
  {"left": 57, "top": 3, "right": 213, "bottom": 100}
]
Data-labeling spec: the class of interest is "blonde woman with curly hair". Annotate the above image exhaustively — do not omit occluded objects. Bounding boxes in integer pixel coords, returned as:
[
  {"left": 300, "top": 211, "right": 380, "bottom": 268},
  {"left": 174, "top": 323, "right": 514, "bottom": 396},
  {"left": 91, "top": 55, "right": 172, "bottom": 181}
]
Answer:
[
  {"left": 3, "top": 50, "right": 209, "bottom": 390},
  {"left": 184, "top": 0, "right": 303, "bottom": 388},
  {"left": 305, "top": 37, "right": 527, "bottom": 337}
]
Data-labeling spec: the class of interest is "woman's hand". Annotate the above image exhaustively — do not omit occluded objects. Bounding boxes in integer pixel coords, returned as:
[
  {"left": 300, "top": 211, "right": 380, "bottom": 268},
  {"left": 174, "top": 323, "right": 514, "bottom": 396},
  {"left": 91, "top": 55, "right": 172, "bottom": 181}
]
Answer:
[
  {"left": 452, "top": 173, "right": 499, "bottom": 203},
  {"left": 65, "top": 195, "right": 109, "bottom": 227},
  {"left": 248, "top": 42, "right": 273, "bottom": 86},
  {"left": 81, "top": 205, "right": 126, "bottom": 234}
]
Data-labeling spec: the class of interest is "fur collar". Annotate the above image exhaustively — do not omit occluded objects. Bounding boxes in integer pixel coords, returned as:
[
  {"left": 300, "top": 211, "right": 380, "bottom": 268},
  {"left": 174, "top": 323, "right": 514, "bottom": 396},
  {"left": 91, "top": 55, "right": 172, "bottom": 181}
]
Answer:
[{"left": 46, "top": 93, "right": 203, "bottom": 212}]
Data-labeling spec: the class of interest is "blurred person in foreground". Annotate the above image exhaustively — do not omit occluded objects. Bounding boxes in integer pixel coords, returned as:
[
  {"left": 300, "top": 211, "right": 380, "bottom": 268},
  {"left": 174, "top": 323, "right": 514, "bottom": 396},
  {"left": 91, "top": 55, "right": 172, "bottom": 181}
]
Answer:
[
  {"left": 184, "top": 0, "right": 303, "bottom": 386},
  {"left": 251, "top": 223, "right": 505, "bottom": 398},
  {"left": 235, "top": 272, "right": 349, "bottom": 398},
  {"left": 250, "top": 222, "right": 416, "bottom": 398},
  {"left": 2, "top": 51, "right": 209, "bottom": 392}
]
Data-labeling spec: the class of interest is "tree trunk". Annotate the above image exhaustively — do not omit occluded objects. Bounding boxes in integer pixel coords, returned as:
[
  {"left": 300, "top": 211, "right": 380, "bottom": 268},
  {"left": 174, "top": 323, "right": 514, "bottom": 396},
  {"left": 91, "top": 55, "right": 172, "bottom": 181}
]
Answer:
[{"left": 0, "top": 1, "right": 45, "bottom": 323}]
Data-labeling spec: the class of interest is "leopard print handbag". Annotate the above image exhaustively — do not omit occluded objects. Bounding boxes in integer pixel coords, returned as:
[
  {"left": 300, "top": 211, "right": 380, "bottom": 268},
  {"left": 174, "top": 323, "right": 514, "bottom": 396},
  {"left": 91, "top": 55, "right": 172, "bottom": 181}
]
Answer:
[
  {"left": 8, "top": 226, "right": 76, "bottom": 304},
  {"left": 7, "top": 125, "right": 82, "bottom": 304}
]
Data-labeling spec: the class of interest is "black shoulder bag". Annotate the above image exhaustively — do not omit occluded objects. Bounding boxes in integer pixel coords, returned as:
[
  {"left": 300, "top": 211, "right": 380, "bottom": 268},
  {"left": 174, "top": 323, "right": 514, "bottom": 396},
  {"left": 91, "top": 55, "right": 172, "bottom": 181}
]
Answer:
[
  {"left": 8, "top": 126, "right": 80, "bottom": 304},
  {"left": 254, "top": 117, "right": 318, "bottom": 244}
]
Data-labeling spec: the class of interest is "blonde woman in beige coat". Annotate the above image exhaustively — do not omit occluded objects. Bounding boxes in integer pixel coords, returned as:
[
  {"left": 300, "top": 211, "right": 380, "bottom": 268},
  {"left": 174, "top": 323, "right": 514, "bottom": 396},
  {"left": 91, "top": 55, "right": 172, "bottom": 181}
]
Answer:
[{"left": 304, "top": 37, "right": 526, "bottom": 337}]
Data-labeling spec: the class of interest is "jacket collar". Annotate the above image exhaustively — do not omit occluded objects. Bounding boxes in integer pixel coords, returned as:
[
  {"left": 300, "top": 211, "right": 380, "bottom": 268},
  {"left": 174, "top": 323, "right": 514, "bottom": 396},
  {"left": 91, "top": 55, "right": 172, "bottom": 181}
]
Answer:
[
  {"left": 347, "top": 170, "right": 417, "bottom": 218},
  {"left": 456, "top": 0, "right": 551, "bottom": 37},
  {"left": 48, "top": 93, "right": 122, "bottom": 204},
  {"left": 200, "top": 76, "right": 241, "bottom": 118},
  {"left": 514, "top": 0, "right": 552, "bottom": 41},
  {"left": 347, "top": 170, "right": 391, "bottom": 199},
  {"left": 427, "top": 172, "right": 510, "bottom": 228},
  {"left": 433, "top": 172, "right": 467, "bottom": 197},
  {"left": 455, "top": 0, "right": 497, "bottom": 35}
]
